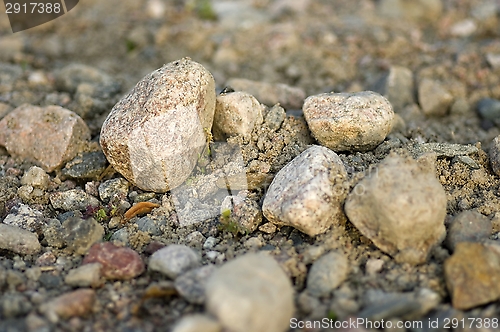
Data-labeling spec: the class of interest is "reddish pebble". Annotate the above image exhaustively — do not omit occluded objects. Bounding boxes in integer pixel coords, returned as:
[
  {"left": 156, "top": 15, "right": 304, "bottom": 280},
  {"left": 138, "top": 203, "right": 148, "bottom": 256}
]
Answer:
[
  {"left": 36, "top": 251, "right": 56, "bottom": 266},
  {"left": 82, "top": 242, "right": 145, "bottom": 280},
  {"left": 40, "top": 289, "right": 95, "bottom": 323}
]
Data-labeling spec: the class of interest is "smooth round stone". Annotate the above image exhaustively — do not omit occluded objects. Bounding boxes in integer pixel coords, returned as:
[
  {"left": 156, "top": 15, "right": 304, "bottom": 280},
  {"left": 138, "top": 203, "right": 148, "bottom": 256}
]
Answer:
[
  {"left": 303, "top": 91, "right": 394, "bottom": 152},
  {"left": 100, "top": 58, "right": 216, "bottom": 193},
  {"left": 205, "top": 253, "right": 294, "bottom": 332},
  {"left": 148, "top": 244, "right": 200, "bottom": 279},
  {"left": 306, "top": 252, "right": 349, "bottom": 297}
]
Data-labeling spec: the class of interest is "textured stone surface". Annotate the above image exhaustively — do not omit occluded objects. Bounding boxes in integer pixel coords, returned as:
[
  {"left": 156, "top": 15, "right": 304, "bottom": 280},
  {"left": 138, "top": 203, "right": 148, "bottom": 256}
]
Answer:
[
  {"left": 100, "top": 58, "right": 216, "bottom": 193},
  {"left": 39, "top": 289, "right": 96, "bottom": 323},
  {"left": 174, "top": 265, "right": 216, "bottom": 304},
  {"left": 82, "top": 242, "right": 145, "bottom": 280},
  {"left": 306, "top": 252, "right": 349, "bottom": 297},
  {"left": 61, "top": 217, "right": 104, "bottom": 255},
  {"left": 489, "top": 135, "right": 500, "bottom": 176},
  {"left": 64, "top": 263, "right": 103, "bottom": 288},
  {"left": 49, "top": 189, "right": 100, "bottom": 211},
  {"left": 262, "top": 145, "right": 348, "bottom": 237},
  {"left": 345, "top": 153, "right": 447, "bottom": 264},
  {"left": 0, "top": 104, "right": 90, "bottom": 172},
  {"left": 226, "top": 77, "right": 305, "bottom": 109},
  {"left": 445, "top": 210, "right": 492, "bottom": 251},
  {"left": 0, "top": 224, "right": 41, "bottom": 255},
  {"left": 21, "top": 166, "right": 50, "bottom": 189},
  {"left": 206, "top": 253, "right": 294, "bottom": 332},
  {"left": 303, "top": 91, "right": 394, "bottom": 152},
  {"left": 220, "top": 191, "right": 262, "bottom": 234},
  {"left": 149, "top": 244, "right": 200, "bottom": 279},
  {"left": 418, "top": 78, "right": 453, "bottom": 116},
  {"left": 2, "top": 204, "right": 45, "bottom": 233},
  {"left": 98, "top": 178, "right": 130, "bottom": 203},
  {"left": 61, "top": 151, "right": 108, "bottom": 180},
  {"left": 212, "top": 91, "right": 264, "bottom": 140},
  {"left": 444, "top": 241, "right": 500, "bottom": 310}
]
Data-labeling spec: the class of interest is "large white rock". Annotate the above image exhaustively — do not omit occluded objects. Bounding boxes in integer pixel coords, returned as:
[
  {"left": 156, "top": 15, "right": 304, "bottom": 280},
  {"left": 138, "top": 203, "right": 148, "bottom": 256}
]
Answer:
[
  {"left": 303, "top": 91, "right": 394, "bottom": 152},
  {"left": 344, "top": 153, "right": 447, "bottom": 265},
  {"left": 205, "top": 253, "right": 294, "bottom": 332},
  {"left": 100, "top": 58, "right": 216, "bottom": 192},
  {"left": 262, "top": 145, "right": 348, "bottom": 237}
]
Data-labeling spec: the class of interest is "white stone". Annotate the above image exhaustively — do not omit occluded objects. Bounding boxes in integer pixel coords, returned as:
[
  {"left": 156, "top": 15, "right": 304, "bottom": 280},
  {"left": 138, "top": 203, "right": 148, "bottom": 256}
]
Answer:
[
  {"left": 148, "top": 244, "right": 200, "bottom": 279},
  {"left": 206, "top": 253, "right": 294, "bottom": 332},
  {"left": 100, "top": 58, "right": 216, "bottom": 193},
  {"left": 303, "top": 91, "right": 394, "bottom": 151},
  {"left": 344, "top": 153, "right": 447, "bottom": 265},
  {"left": 262, "top": 145, "right": 348, "bottom": 237}
]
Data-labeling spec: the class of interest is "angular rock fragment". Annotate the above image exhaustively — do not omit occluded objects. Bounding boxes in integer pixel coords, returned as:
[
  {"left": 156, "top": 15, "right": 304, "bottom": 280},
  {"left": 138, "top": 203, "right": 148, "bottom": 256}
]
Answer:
[
  {"left": 61, "top": 217, "right": 104, "bottom": 255},
  {"left": 263, "top": 145, "right": 348, "bottom": 237},
  {"left": 50, "top": 189, "right": 100, "bottom": 211},
  {"left": 212, "top": 91, "right": 264, "bottom": 140},
  {"left": 418, "top": 79, "right": 453, "bottom": 116},
  {"left": 0, "top": 104, "right": 90, "bottom": 172},
  {"left": 100, "top": 58, "right": 216, "bottom": 193},
  {"left": 206, "top": 253, "right": 294, "bottom": 332},
  {"left": 345, "top": 153, "right": 447, "bottom": 265},
  {"left": 303, "top": 91, "right": 394, "bottom": 152},
  {"left": 444, "top": 241, "right": 500, "bottom": 310},
  {"left": 0, "top": 224, "right": 41, "bottom": 255},
  {"left": 149, "top": 244, "right": 200, "bottom": 279}
]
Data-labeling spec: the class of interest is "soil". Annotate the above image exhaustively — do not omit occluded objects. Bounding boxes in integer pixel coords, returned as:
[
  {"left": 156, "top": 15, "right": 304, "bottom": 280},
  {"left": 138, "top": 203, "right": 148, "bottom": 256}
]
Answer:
[{"left": 1, "top": 0, "right": 500, "bottom": 331}]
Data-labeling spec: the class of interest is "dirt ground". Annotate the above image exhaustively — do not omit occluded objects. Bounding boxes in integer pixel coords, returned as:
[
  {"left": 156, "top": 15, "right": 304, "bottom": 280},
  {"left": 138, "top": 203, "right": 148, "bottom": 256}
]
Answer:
[{"left": 1, "top": 0, "right": 500, "bottom": 331}]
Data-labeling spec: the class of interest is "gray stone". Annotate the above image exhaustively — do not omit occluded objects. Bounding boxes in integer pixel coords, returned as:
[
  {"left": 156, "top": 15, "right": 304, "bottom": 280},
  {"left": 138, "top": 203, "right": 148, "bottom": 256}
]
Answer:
[
  {"left": 212, "top": 91, "right": 264, "bottom": 140},
  {"left": 445, "top": 210, "right": 492, "bottom": 251},
  {"left": 149, "top": 244, "right": 201, "bottom": 279},
  {"left": 56, "top": 64, "right": 120, "bottom": 95},
  {"left": 303, "top": 91, "right": 394, "bottom": 152},
  {"left": 98, "top": 178, "right": 130, "bottom": 203},
  {"left": 262, "top": 145, "right": 348, "bottom": 237},
  {"left": 0, "top": 63, "right": 22, "bottom": 93},
  {"left": 372, "top": 66, "right": 414, "bottom": 112},
  {"left": 136, "top": 217, "right": 161, "bottom": 236},
  {"left": 489, "top": 135, "right": 500, "bottom": 176},
  {"left": 0, "top": 224, "right": 41, "bottom": 254},
  {"left": 62, "top": 217, "right": 104, "bottom": 255},
  {"left": 206, "top": 253, "right": 294, "bottom": 332},
  {"left": 410, "top": 142, "right": 478, "bottom": 158},
  {"left": 64, "top": 262, "right": 103, "bottom": 288},
  {"left": 62, "top": 151, "right": 108, "bottom": 180},
  {"left": 172, "top": 314, "right": 222, "bottom": 332},
  {"left": 174, "top": 265, "right": 216, "bottom": 304},
  {"left": 39, "top": 273, "right": 62, "bottom": 289},
  {"left": 0, "top": 104, "right": 91, "bottom": 172},
  {"left": 345, "top": 153, "right": 447, "bottom": 265},
  {"left": 477, "top": 98, "right": 500, "bottom": 120},
  {"left": 453, "top": 155, "right": 480, "bottom": 169},
  {"left": 21, "top": 166, "right": 50, "bottom": 189},
  {"left": 110, "top": 228, "right": 129, "bottom": 245},
  {"left": 264, "top": 104, "right": 286, "bottom": 131},
  {"left": 226, "top": 77, "right": 305, "bottom": 109},
  {"left": 42, "top": 219, "right": 65, "bottom": 248},
  {"left": 1, "top": 294, "right": 32, "bottom": 318},
  {"left": 203, "top": 237, "right": 219, "bottom": 250},
  {"left": 418, "top": 79, "right": 453, "bottom": 116},
  {"left": 2, "top": 203, "right": 45, "bottom": 233},
  {"left": 50, "top": 189, "right": 100, "bottom": 211},
  {"left": 220, "top": 191, "right": 262, "bottom": 234},
  {"left": 306, "top": 252, "right": 349, "bottom": 297},
  {"left": 100, "top": 58, "right": 216, "bottom": 193}
]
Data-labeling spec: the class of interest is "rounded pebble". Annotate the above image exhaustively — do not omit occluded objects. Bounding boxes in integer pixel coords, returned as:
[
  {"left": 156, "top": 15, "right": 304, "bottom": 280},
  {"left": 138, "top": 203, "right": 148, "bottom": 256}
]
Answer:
[
  {"left": 306, "top": 252, "right": 349, "bottom": 297},
  {"left": 174, "top": 265, "right": 216, "bottom": 304},
  {"left": 262, "top": 145, "right": 348, "bottom": 237},
  {"left": 205, "top": 252, "right": 294, "bottom": 332},
  {"left": 0, "top": 224, "right": 41, "bottom": 255},
  {"left": 149, "top": 244, "right": 201, "bottom": 279},
  {"left": 303, "top": 91, "right": 394, "bottom": 151},
  {"left": 445, "top": 210, "right": 492, "bottom": 251},
  {"left": 100, "top": 58, "right": 216, "bottom": 193}
]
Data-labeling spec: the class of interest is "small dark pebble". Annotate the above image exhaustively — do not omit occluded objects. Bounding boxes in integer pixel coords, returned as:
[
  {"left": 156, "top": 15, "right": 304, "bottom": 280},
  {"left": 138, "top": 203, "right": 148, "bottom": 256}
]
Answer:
[{"left": 62, "top": 151, "right": 108, "bottom": 180}]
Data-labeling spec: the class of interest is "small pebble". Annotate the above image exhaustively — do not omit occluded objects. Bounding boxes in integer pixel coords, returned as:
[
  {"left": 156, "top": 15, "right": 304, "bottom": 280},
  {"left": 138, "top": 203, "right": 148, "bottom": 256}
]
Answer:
[
  {"left": 64, "top": 263, "right": 103, "bottom": 288},
  {"left": 110, "top": 228, "right": 129, "bottom": 246},
  {"left": 206, "top": 253, "right": 294, "bottom": 332},
  {"left": 39, "top": 289, "right": 95, "bottom": 323},
  {"left": 263, "top": 145, "right": 348, "bottom": 237},
  {"left": 203, "top": 237, "right": 219, "bottom": 250},
  {"left": 477, "top": 98, "right": 500, "bottom": 120},
  {"left": 212, "top": 91, "right": 264, "bottom": 140},
  {"left": 174, "top": 265, "right": 216, "bottom": 304},
  {"left": 36, "top": 251, "right": 56, "bottom": 266},
  {"left": 172, "top": 314, "right": 222, "bottom": 332},
  {"left": 0, "top": 224, "right": 41, "bottom": 255},
  {"left": 62, "top": 151, "right": 108, "bottom": 180},
  {"left": 444, "top": 241, "right": 500, "bottom": 310},
  {"left": 82, "top": 242, "right": 145, "bottom": 280},
  {"left": 2, "top": 203, "right": 45, "bottom": 233},
  {"left": 21, "top": 166, "right": 50, "bottom": 189},
  {"left": 98, "top": 178, "right": 130, "bottom": 203},
  {"left": 50, "top": 189, "right": 100, "bottom": 211},
  {"left": 372, "top": 66, "right": 414, "bottom": 112},
  {"left": 258, "top": 222, "right": 277, "bottom": 234},
  {"left": 244, "top": 237, "right": 263, "bottom": 249},
  {"left": 306, "top": 252, "right": 349, "bottom": 297},
  {"left": 220, "top": 191, "right": 262, "bottom": 234},
  {"left": 264, "top": 104, "right": 286, "bottom": 131},
  {"left": 489, "top": 135, "right": 500, "bottom": 176},
  {"left": 445, "top": 210, "right": 492, "bottom": 251},
  {"left": 303, "top": 91, "right": 394, "bottom": 151},
  {"left": 100, "top": 58, "right": 216, "bottom": 193},
  {"left": 365, "top": 259, "right": 384, "bottom": 275},
  {"left": 1, "top": 294, "right": 32, "bottom": 318},
  {"left": 62, "top": 217, "right": 104, "bottom": 255},
  {"left": 345, "top": 153, "right": 447, "bottom": 265},
  {"left": 0, "top": 104, "right": 90, "bottom": 172},
  {"left": 418, "top": 79, "right": 453, "bottom": 116},
  {"left": 149, "top": 244, "right": 200, "bottom": 279},
  {"left": 136, "top": 217, "right": 162, "bottom": 236}
]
